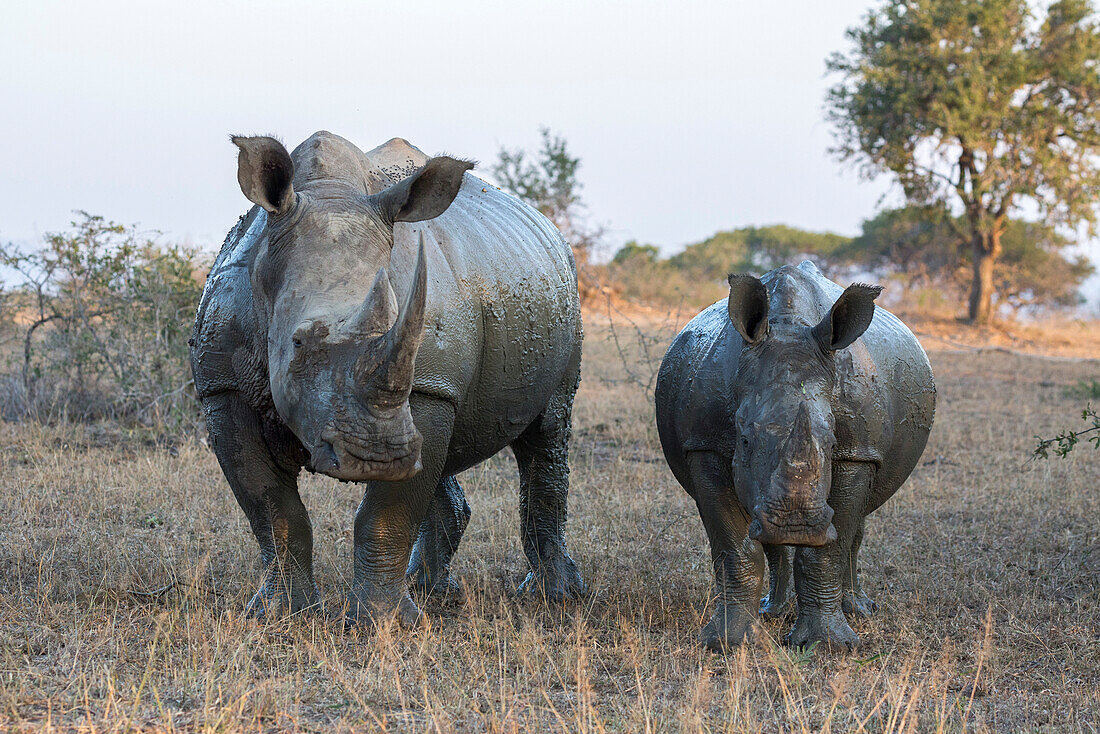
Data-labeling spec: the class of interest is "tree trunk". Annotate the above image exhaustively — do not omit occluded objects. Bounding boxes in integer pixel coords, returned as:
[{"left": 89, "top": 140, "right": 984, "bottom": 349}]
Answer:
[{"left": 967, "top": 229, "right": 1000, "bottom": 324}]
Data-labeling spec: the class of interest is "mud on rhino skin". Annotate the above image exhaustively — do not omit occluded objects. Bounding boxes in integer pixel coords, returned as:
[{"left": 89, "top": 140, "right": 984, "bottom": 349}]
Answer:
[
  {"left": 654, "top": 260, "right": 935, "bottom": 652},
  {"left": 191, "top": 131, "right": 586, "bottom": 628}
]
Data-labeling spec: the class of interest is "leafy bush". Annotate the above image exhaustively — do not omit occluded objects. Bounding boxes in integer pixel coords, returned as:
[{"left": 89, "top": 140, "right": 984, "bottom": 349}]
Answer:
[
  {"left": 668, "top": 226, "right": 850, "bottom": 281},
  {"left": 604, "top": 256, "right": 727, "bottom": 310},
  {"left": 0, "top": 213, "right": 206, "bottom": 427},
  {"left": 1034, "top": 404, "right": 1100, "bottom": 459},
  {"left": 603, "top": 211, "right": 1093, "bottom": 314},
  {"left": 611, "top": 241, "right": 660, "bottom": 265}
]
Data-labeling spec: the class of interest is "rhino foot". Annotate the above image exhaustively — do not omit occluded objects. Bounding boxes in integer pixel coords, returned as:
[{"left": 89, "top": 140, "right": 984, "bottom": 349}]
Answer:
[
  {"left": 408, "top": 572, "right": 464, "bottom": 601},
  {"left": 787, "top": 608, "right": 860, "bottom": 652},
  {"left": 245, "top": 573, "right": 321, "bottom": 621},
  {"left": 701, "top": 604, "right": 757, "bottom": 652},
  {"left": 842, "top": 589, "right": 877, "bottom": 618},
  {"left": 759, "top": 590, "right": 795, "bottom": 619},
  {"left": 516, "top": 554, "right": 587, "bottom": 602},
  {"left": 345, "top": 589, "right": 423, "bottom": 630}
]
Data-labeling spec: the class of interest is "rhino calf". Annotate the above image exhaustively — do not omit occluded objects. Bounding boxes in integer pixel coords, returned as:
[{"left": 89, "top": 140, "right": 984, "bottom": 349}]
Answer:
[
  {"left": 191, "top": 132, "right": 585, "bottom": 628},
  {"left": 655, "top": 261, "right": 934, "bottom": 651}
]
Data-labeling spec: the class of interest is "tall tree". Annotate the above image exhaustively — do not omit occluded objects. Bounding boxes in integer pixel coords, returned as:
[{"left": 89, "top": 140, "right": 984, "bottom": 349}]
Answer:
[{"left": 827, "top": 0, "right": 1100, "bottom": 322}]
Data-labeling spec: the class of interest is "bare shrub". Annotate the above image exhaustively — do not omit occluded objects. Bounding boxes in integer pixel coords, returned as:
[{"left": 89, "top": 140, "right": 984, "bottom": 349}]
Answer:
[{"left": 0, "top": 212, "right": 206, "bottom": 427}]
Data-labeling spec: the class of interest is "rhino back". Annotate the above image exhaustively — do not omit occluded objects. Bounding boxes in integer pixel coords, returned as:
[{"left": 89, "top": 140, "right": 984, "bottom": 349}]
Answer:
[{"left": 393, "top": 175, "right": 582, "bottom": 469}]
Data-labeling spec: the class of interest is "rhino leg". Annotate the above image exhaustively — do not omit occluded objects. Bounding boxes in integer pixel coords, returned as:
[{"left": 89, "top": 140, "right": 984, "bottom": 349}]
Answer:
[
  {"left": 788, "top": 461, "right": 871, "bottom": 651},
  {"left": 760, "top": 544, "right": 795, "bottom": 618},
  {"left": 203, "top": 392, "right": 319, "bottom": 619},
  {"left": 406, "top": 475, "right": 472, "bottom": 598},
  {"left": 348, "top": 396, "right": 454, "bottom": 629},
  {"left": 514, "top": 370, "right": 586, "bottom": 602},
  {"left": 841, "top": 517, "right": 877, "bottom": 618},
  {"left": 686, "top": 451, "right": 764, "bottom": 651}
]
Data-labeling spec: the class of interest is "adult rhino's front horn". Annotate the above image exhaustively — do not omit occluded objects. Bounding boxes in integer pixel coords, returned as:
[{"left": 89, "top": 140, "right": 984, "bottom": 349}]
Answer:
[{"left": 355, "top": 234, "right": 428, "bottom": 410}]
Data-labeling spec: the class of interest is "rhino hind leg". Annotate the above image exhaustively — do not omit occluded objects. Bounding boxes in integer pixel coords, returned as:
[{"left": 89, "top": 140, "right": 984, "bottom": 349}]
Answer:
[
  {"left": 203, "top": 392, "right": 319, "bottom": 619},
  {"left": 348, "top": 396, "right": 455, "bottom": 629},
  {"left": 760, "top": 544, "right": 795, "bottom": 619},
  {"left": 513, "top": 371, "right": 586, "bottom": 603},
  {"left": 788, "top": 461, "right": 872, "bottom": 651},
  {"left": 841, "top": 517, "right": 877, "bottom": 618},
  {"left": 686, "top": 451, "right": 765, "bottom": 651},
  {"left": 406, "top": 475, "right": 472, "bottom": 598}
]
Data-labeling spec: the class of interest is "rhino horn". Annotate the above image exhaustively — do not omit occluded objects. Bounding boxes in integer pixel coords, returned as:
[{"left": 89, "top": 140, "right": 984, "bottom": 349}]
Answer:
[
  {"left": 784, "top": 403, "right": 820, "bottom": 472},
  {"left": 354, "top": 266, "right": 399, "bottom": 337},
  {"left": 369, "top": 234, "right": 428, "bottom": 410}
]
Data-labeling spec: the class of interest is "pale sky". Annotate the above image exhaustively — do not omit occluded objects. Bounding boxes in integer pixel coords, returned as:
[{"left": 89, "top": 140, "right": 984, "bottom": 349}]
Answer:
[
  {"left": 1, "top": 1, "right": 896, "bottom": 249},
  {"left": 2, "top": 0, "right": 1097, "bottom": 307}
]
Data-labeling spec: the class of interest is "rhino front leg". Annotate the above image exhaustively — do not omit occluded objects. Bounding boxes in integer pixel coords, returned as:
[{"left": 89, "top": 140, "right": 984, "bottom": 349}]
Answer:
[
  {"left": 513, "top": 371, "right": 586, "bottom": 602},
  {"left": 203, "top": 392, "right": 319, "bottom": 618},
  {"left": 687, "top": 451, "right": 765, "bottom": 651},
  {"left": 760, "top": 544, "right": 795, "bottom": 619},
  {"left": 406, "top": 475, "right": 472, "bottom": 597},
  {"left": 348, "top": 396, "right": 454, "bottom": 629},
  {"left": 788, "top": 461, "right": 872, "bottom": 651},
  {"left": 841, "top": 516, "right": 877, "bottom": 618}
]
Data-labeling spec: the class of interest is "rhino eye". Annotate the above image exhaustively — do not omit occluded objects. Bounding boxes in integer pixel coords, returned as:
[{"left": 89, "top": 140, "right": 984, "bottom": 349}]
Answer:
[{"left": 291, "top": 323, "right": 312, "bottom": 348}]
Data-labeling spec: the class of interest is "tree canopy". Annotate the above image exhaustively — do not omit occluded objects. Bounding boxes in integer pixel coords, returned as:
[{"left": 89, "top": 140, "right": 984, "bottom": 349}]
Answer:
[{"left": 827, "top": 0, "right": 1100, "bottom": 322}]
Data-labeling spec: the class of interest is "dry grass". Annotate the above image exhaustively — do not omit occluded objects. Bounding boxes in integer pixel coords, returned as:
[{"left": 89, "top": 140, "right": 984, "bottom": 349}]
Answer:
[{"left": 1, "top": 313, "right": 1099, "bottom": 733}]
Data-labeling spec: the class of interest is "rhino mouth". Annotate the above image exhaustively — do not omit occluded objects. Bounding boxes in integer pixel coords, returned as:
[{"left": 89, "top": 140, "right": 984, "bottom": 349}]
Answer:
[
  {"left": 749, "top": 509, "right": 837, "bottom": 547},
  {"left": 311, "top": 425, "right": 423, "bottom": 482}
]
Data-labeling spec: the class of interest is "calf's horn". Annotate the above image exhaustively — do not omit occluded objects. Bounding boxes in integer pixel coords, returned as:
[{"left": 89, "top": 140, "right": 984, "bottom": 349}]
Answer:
[{"left": 782, "top": 403, "right": 821, "bottom": 475}]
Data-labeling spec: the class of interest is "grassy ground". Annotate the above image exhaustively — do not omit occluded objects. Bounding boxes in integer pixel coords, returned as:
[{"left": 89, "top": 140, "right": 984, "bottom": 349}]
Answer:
[{"left": 1, "top": 314, "right": 1098, "bottom": 732}]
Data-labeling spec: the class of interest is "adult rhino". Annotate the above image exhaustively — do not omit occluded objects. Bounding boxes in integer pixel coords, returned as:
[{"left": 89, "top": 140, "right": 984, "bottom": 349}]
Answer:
[
  {"left": 191, "top": 132, "right": 586, "bottom": 627},
  {"left": 655, "top": 261, "right": 934, "bottom": 651}
]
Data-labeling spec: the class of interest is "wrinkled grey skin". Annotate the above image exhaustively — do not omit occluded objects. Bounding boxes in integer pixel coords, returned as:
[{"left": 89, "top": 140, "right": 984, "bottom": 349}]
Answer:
[
  {"left": 191, "top": 131, "right": 585, "bottom": 627},
  {"left": 655, "top": 261, "right": 934, "bottom": 651}
]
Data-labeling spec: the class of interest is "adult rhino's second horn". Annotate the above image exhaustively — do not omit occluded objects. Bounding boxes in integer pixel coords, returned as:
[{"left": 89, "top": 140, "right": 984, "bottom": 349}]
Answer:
[{"left": 368, "top": 234, "right": 428, "bottom": 410}]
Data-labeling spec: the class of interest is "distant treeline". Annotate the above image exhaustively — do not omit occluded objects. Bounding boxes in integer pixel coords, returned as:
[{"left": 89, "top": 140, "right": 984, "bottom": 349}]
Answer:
[{"left": 605, "top": 206, "right": 1094, "bottom": 314}]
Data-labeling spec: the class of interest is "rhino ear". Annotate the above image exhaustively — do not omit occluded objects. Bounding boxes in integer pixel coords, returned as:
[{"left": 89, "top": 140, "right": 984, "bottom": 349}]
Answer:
[
  {"left": 231, "top": 136, "right": 295, "bottom": 215},
  {"left": 813, "top": 283, "right": 883, "bottom": 351},
  {"left": 374, "top": 156, "right": 473, "bottom": 224},
  {"left": 727, "top": 274, "right": 769, "bottom": 344}
]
